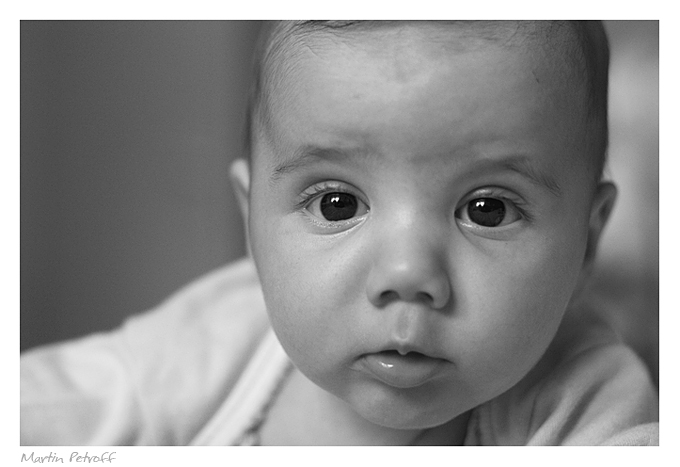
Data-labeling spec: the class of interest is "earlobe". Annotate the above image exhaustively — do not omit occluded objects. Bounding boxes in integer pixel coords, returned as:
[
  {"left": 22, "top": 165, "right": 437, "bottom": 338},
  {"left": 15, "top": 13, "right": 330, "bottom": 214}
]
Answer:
[
  {"left": 229, "top": 158, "right": 251, "bottom": 226},
  {"left": 583, "top": 181, "right": 617, "bottom": 268}
]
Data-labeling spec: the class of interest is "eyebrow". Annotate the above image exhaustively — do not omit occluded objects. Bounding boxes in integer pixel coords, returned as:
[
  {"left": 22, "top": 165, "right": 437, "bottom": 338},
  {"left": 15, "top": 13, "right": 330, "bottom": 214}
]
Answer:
[
  {"left": 270, "top": 145, "right": 562, "bottom": 197},
  {"left": 495, "top": 156, "right": 562, "bottom": 197},
  {"left": 270, "top": 145, "right": 366, "bottom": 183}
]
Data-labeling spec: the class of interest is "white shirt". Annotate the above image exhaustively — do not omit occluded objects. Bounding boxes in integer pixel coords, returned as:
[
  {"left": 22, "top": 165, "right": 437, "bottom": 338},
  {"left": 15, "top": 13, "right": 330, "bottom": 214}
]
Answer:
[{"left": 20, "top": 258, "right": 659, "bottom": 445}]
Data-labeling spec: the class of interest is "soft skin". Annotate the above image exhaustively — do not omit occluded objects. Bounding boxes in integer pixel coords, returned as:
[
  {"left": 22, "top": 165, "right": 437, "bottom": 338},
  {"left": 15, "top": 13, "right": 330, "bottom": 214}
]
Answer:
[{"left": 231, "top": 23, "right": 616, "bottom": 439}]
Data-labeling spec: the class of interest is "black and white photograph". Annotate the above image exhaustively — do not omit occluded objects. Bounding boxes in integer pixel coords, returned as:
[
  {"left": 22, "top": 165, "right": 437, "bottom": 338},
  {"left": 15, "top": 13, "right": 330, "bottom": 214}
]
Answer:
[{"left": 18, "top": 18, "right": 662, "bottom": 457}]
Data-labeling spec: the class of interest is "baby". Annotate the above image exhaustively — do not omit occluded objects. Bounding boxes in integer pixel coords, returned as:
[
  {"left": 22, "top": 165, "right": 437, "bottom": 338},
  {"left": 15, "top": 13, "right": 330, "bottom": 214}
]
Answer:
[{"left": 21, "top": 20, "right": 659, "bottom": 445}]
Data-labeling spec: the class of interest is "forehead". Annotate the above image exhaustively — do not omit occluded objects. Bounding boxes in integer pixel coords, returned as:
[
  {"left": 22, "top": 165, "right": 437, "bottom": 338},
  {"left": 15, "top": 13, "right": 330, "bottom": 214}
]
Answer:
[
  {"left": 252, "top": 21, "right": 589, "bottom": 183},
  {"left": 259, "top": 22, "right": 580, "bottom": 123},
  {"left": 259, "top": 21, "right": 580, "bottom": 103}
]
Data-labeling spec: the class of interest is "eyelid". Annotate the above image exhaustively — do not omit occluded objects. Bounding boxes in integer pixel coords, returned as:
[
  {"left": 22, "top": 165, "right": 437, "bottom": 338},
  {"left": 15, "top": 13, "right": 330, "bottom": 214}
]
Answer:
[
  {"left": 297, "top": 180, "right": 370, "bottom": 230},
  {"left": 455, "top": 186, "right": 532, "bottom": 231},
  {"left": 296, "top": 181, "right": 367, "bottom": 209},
  {"left": 458, "top": 187, "right": 529, "bottom": 214},
  {"left": 459, "top": 186, "right": 524, "bottom": 203}
]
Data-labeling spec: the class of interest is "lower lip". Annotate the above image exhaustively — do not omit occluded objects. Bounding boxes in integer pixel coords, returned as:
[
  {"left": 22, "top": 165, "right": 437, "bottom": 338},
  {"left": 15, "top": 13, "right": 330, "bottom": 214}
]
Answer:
[{"left": 358, "top": 351, "right": 447, "bottom": 389}]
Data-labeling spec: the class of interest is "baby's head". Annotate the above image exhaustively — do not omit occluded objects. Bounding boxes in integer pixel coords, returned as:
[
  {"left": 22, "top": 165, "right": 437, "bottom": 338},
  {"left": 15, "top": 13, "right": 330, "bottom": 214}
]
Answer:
[{"left": 230, "top": 21, "right": 616, "bottom": 430}]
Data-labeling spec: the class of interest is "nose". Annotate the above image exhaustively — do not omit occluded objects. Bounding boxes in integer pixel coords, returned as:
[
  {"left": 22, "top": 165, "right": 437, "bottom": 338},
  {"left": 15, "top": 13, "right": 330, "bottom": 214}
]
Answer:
[{"left": 366, "top": 229, "right": 451, "bottom": 310}]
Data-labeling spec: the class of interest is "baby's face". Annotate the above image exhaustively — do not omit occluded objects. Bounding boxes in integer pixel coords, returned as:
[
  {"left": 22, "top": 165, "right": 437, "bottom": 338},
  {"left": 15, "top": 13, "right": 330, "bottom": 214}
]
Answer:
[{"left": 243, "top": 24, "right": 606, "bottom": 429}]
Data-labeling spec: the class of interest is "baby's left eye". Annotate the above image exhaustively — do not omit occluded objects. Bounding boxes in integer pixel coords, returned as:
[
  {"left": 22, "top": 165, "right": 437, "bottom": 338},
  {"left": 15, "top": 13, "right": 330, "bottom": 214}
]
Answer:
[
  {"left": 306, "top": 192, "right": 369, "bottom": 222},
  {"left": 456, "top": 197, "right": 522, "bottom": 228}
]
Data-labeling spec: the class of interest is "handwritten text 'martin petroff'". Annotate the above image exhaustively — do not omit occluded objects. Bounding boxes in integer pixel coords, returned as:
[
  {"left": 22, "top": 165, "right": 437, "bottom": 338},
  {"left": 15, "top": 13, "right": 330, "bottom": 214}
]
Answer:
[{"left": 21, "top": 452, "right": 116, "bottom": 463}]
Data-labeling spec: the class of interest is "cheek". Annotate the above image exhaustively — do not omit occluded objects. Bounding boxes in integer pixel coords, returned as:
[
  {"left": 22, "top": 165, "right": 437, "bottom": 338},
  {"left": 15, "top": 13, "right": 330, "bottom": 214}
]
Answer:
[
  {"left": 455, "top": 231, "right": 587, "bottom": 390},
  {"left": 249, "top": 216, "right": 368, "bottom": 372}
]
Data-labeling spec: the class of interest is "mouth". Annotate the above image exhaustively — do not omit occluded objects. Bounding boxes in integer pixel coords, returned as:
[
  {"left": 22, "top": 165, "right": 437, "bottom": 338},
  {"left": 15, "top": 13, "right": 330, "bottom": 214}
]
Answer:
[{"left": 357, "top": 349, "right": 448, "bottom": 389}]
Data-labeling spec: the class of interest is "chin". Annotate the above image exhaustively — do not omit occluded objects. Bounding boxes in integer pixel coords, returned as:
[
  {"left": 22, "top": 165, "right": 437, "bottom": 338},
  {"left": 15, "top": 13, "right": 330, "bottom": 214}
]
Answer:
[{"left": 345, "top": 380, "right": 464, "bottom": 430}]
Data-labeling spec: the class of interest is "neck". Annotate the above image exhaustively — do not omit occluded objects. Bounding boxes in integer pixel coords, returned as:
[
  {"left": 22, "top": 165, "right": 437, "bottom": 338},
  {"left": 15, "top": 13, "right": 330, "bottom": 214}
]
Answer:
[{"left": 412, "top": 411, "right": 471, "bottom": 445}]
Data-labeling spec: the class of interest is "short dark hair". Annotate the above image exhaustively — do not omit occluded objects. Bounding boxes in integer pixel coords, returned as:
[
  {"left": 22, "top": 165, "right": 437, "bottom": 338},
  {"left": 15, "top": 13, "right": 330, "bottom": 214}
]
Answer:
[{"left": 242, "top": 20, "right": 610, "bottom": 181}]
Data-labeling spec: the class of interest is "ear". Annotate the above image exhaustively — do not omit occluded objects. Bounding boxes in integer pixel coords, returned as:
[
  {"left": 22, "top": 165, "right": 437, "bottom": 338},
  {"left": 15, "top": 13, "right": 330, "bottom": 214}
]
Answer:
[
  {"left": 582, "top": 181, "right": 617, "bottom": 271},
  {"left": 229, "top": 158, "right": 251, "bottom": 247}
]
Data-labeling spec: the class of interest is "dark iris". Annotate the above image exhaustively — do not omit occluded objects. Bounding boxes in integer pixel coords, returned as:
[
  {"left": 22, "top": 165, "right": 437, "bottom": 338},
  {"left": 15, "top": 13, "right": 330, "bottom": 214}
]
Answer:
[
  {"left": 467, "top": 198, "right": 506, "bottom": 227},
  {"left": 320, "top": 193, "right": 358, "bottom": 221}
]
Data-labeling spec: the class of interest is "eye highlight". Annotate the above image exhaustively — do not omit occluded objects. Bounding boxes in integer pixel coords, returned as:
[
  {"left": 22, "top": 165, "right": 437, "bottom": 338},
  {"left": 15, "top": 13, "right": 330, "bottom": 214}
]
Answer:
[
  {"left": 299, "top": 182, "right": 369, "bottom": 228},
  {"left": 318, "top": 193, "right": 360, "bottom": 221},
  {"left": 467, "top": 198, "right": 507, "bottom": 227},
  {"left": 455, "top": 194, "right": 524, "bottom": 229}
]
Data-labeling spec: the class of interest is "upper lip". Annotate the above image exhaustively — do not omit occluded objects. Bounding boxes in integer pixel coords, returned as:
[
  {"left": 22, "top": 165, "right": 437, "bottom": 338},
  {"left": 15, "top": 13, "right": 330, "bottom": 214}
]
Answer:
[
  {"left": 358, "top": 307, "right": 450, "bottom": 361},
  {"left": 367, "top": 340, "right": 448, "bottom": 361}
]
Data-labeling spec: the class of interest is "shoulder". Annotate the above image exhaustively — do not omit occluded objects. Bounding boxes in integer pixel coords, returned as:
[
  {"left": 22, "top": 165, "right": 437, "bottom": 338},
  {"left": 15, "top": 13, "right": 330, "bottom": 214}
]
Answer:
[
  {"left": 119, "top": 257, "right": 271, "bottom": 442},
  {"left": 121, "top": 257, "right": 269, "bottom": 364},
  {"left": 467, "top": 303, "right": 659, "bottom": 446},
  {"left": 21, "top": 257, "right": 271, "bottom": 445}
]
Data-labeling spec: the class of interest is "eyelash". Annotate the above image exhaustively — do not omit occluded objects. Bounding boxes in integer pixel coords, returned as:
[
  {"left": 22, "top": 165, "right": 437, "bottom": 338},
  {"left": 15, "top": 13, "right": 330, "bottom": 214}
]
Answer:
[
  {"left": 296, "top": 183, "right": 346, "bottom": 209},
  {"left": 456, "top": 188, "right": 532, "bottom": 226},
  {"left": 296, "top": 183, "right": 531, "bottom": 232},
  {"left": 296, "top": 182, "right": 370, "bottom": 228}
]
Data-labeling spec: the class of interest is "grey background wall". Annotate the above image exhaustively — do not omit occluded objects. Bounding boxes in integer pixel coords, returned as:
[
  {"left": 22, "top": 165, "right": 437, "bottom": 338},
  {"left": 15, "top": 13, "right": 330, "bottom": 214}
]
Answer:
[
  {"left": 20, "top": 21, "right": 659, "bottom": 382},
  {"left": 590, "top": 21, "right": 659, "bottom": 384},
  {"left": 21, "top": 21, "right": 261, "bottom": 350}
]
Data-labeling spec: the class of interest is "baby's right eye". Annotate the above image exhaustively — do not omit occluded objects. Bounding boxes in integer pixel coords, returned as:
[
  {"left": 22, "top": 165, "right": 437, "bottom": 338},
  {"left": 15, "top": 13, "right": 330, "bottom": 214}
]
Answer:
[{"left": 305, "top": 191, "right": 369, "bottom": 223}]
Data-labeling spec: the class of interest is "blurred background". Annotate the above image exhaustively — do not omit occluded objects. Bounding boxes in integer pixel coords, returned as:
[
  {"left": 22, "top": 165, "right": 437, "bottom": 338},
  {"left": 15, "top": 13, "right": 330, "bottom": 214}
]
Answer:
[{"left": 20, "top": 21, "right": 659, "bottom": 384}]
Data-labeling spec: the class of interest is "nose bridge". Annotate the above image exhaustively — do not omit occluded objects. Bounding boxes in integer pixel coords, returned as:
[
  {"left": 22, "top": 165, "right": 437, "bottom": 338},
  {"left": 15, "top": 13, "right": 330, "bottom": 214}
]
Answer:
[{"left": 366, "top": 209, "right": 451, "bottom": 309}]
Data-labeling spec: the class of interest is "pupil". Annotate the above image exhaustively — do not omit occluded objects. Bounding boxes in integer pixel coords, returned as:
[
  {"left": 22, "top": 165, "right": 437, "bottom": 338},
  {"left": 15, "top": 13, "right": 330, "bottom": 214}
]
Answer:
[
  {"left": 320, "top": 193, "right": 358, "bottom": 221},
  {"left": 468, "top": 198, "right": 505, "bottom": 227}
]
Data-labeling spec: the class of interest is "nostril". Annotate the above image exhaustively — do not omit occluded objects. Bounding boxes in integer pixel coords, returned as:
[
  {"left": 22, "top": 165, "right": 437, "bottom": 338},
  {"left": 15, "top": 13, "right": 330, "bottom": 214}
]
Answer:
[
  {"left": 379, "top": 290, "right": 399, "bottom": 304},
  {"left": 416, "top": 291, "right": 435, "bottom": 304},
  {"left": 377, "top": 290, "right": 440, "bottom": 307}
]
